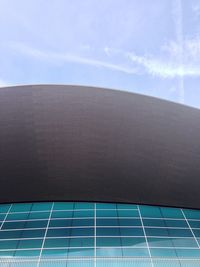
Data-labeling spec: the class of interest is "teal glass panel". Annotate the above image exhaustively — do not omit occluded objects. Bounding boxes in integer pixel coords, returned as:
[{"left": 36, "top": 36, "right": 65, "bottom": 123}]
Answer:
[
  {"left": 167, "top": 228, "right": 193, "bottom": 237},
  {"left": 176, "top": 249, "right": 200, "bottom": 258},
  {"left": 47, "top": 228, "right": 71, "bottom": 237},
  {"left": 159, "top": 207, "right": 184, "bottom": 219},
  {"left": 7, "top": 212, "right": 29, "bottom": 221},
  {"left": 70, "top": 227, "right": 94, "bottom": 237},
  {"left": 73, "top": 210, "right": 94, "bottom": 218},
  {"left": 0, "top": 214, "right": 6, "bottom": 220},
  {"left": 18, "top": 238, "right": 43, "bottom": 249},
  {"left": 0, "top": 240, "right": 18, "bottom": 249},
  {"left": 72, "top": 219, "right": 94, "bottom": 227},
  {"left": 96, "top": 218, "right": 142, "bottom": 226},
  {"left": 145, "top": 227, "right": 192, "bottom": 237},
  {"left": 140, "top": 205, "right": 163, "bottom": 218},
  {"left": 41, "top": 248, "right": 68, "bottom": 257},
  {"left": 122, "top": 248, "right": 149, "bottom": 257},
  {"left": 189, "top": 220, "right": 200, "bottom": 228},
  {"left": 0, "top": 204, "right": 11, "bottom": 213},
  {"left": 96, "top": 210, "right": 118, "bottom": 217},
  {"left": 11, "top": 203, "right": 33, "bottom": 213},
  {"left": 53, "top": 202, "right": 74, "bottom": 210},
  {"left": 24, "top": 220, "right": 48, "bottom": 229},
  {"left": 67, "top": 248, "right": 94, "bottom": 257},
  {"left": 183, "top": 209, "right": 200, "bottom": 220},
  {"left": 21, "top": 229, "right": 45, "bottom": 238},
  {"left": 121, "top": 237, "right": 146, "bottom": 247},
  {"left": 150, "top": 248, "right": 177, "bottom": 257},
  {"left": 162, "top": 219, "right": 188, "bottom": 228},
  {"left": 14, "top": 249, "right": 40, "bottom": 257},
  {"left": 0, "top": 250, "right": 15, "bottom": 256},
  {"left": 96, "top": 237, "right": 121, "bottom": 247},
  {"left": 143, "top": 218, "right": 188, "bottom": 228},
  {"left": 32, "top": 202, "right": 52, "bottom": 211},
  {"left": 172, "top": 238, "right": 198, "bottom": 247},
  {"left": 117, "top": 210, "right": 139, "bottom": 217},
  {"left": 96, "top": 227, "right": 121, "bottom": 236},
  {"left": 0, "top": 230, "right": 22, "bottom": 239},
  {"left": 69, "top": 237, "right": 94, "bottom": 247},
  {"left": 51, "top": 211, "right": 73, "bottom": 219},
  {"left": 44, "top": 238, "right": 70, "bottom": 248},
  {"left": 120, "top": 227, "right": 144, "bottom": 236},
  {"left": 148, "top": 237, "right": 174, "bottom": 247},
  {"left": 96, "top": 248, "right": 123, "bottom": 257},
  {"left": 96, "top": 203, "right": 117, "bottom": 209},
  {"left": 2, "top": 221, "right": 26, "bottom": 229},
  {"left": 117, "top": 204, "right": 138, "bottom": 209},
  {"left": 49, "top": 219, "right": 72, "bottom": 228},
  {"left": 119, "top": 219, "right": 142, "bottom": 226},
  {"left": 192, "top": 229, "right": 200, "bottom": 237},
  {"left": 29, "top": 212, "right": 51, "bottom": 220},
  {"left": 96, "top": 218, "right": 117, "bottom": 226},
  {"left": 74, "top": 203, "right": 94, "bottom": 209},
  {"left": 0, "top": 201, "right": 200, "bottom": 266}
]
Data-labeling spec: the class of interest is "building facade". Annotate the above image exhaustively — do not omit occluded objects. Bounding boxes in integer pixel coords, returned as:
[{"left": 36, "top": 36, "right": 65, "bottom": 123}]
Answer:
[{"left": 0, "top": 85, "right": 200, "bottom": 266}]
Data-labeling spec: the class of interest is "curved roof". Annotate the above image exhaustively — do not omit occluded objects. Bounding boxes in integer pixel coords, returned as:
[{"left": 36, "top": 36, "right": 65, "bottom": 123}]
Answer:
[{"left": 0, "top": 85, "right": 200, "bottom": 209}]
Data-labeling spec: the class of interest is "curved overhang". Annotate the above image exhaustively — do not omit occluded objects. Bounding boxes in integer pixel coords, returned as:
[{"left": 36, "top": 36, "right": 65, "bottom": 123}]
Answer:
[{"left": 0, "top": 85, "right": 200, "bottom": 209}]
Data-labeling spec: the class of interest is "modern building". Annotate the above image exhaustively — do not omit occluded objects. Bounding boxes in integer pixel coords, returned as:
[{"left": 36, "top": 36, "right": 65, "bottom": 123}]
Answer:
[{"left": 0, "top": 85, "right": 200, "bottom": 266}]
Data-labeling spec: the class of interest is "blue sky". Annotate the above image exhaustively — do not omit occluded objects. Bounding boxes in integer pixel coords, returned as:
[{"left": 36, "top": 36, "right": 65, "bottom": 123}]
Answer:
[{"left": 0, "top": 0, "right": 200, "bottom": 108}]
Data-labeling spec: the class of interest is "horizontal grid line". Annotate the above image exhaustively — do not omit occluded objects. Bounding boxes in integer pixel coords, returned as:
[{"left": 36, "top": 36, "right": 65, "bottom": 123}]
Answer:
[
  {"left": 0, "top": 217, "right": 141, "bottom": 222},
  {"left": 1, "top": 226, "right": 200, "bottom": 231},
  {"left": 1, "top": 202, "right": 200, "bottom": 260},
  {"left": 0, "top": 235, "right": 199, "bottom": 242},
  {"left": 1, "top": 246, "right": 200, "bottom": 252},
  {"left": 0, "top": 209, "right": 139, "bottom": 215},
  {"left": 2, "top": 257, "right": 200, "bottom": 262},
  {"left": 0, "top": 216, "right": 200, "bottom": 223},
  {"left": 2, "top": 217, "right": 200, "bottom": 222}
]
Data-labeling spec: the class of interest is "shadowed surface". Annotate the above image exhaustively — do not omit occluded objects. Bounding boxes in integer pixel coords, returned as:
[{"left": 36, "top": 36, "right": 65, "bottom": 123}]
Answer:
[{"left": 0, "top": 85, "right": 200, "bottom": 208}]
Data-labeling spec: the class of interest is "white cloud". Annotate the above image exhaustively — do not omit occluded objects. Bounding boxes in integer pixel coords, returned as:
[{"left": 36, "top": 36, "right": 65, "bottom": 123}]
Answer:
[
  {"left": 127, "top": 45, "right": 200, "bottom": 78},
  {"left": 9, "top": 37, "right": 200, "bottom": 80},
  {"left": 10, "top": 42, "right": 138, "bottom": 75},
  {"left": 103, "top": 38, "right": 200, "bottom": 79}
]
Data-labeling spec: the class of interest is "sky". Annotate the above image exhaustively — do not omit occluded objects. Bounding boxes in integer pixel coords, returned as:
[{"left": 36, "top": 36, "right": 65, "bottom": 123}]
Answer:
[{"left": 0, "top": 0, "right": 200, "bottom": 108}]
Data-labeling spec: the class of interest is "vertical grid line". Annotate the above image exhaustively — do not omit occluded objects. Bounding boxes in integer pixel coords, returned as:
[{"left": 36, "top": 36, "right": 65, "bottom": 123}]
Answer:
[
  {"left": 94, "top": 203, "right": 97, "bottom": 267},
  {"left": 181, "top": 209, "right": 200, "bottom": 248},
  {"left": 66, "top": 202, "right": 75, "bottom": 262},
  {"left": 137, "top": 205, "right": 154, "bottom": 267},
  {"left": 0, "top": 204, "right": 12, "bottom": 231},
  {"left": 116, "top": 206, "right": 124, "bottom": 257},
  {"left": 37, "top": 202, "right": 54, "bottom": 267},
  {"left": 1, "top": 204, "right": 13, "bottom": 267}
]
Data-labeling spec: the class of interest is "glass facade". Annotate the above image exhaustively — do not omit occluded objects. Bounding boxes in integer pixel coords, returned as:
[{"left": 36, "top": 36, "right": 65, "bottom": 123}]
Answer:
[{"left": 0, "top": 202, "right": 200, "bottom": 266}]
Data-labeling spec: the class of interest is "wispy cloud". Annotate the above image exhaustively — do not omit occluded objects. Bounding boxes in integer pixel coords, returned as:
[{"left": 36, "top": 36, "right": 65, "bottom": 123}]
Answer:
[
  {"left": 9, "top": 36, "right": 200, "bottom": 87},
  {"left": 126, "top": 51, "right": 192, "bottom": 78},
  {"left": 105, "top": 39, "right": 200, "bottom": 79},
  {"left": 9, "top": 42, "right": 138, "bottom": 75}
]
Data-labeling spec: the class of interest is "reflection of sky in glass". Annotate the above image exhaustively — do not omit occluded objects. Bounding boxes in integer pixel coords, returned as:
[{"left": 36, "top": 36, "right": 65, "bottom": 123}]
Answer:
[
  {"left": 0, "top": 0, "right": 200, "bottom": 108},
  {"left": 0, "top": 202, "right": 200, "bottom": 263}
]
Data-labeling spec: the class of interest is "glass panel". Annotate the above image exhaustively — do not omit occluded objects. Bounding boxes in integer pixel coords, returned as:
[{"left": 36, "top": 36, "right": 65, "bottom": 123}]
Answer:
[
  {"left": 10, "top": 203, "right": 32, "bottom": 213},
  {"left": 183, "top": 209, "right": 200, "bottom": 220},
  {"left": 0, "top": 204, "right": 11, "bottom": 213},
  {"left": 0, "top": 201, "right": 200, "bottom": 266}
]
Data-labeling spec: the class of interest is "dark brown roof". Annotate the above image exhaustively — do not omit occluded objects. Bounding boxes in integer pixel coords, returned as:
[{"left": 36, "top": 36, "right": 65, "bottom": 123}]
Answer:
[{"left": 0, "top": 85, "right": 200, "bottom": 208}]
